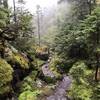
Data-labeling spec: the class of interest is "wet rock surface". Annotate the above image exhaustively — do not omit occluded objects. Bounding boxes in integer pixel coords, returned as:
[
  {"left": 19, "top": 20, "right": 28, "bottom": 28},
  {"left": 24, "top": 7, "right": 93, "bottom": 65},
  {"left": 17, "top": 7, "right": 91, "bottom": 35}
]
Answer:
[{"left": 47, "top": 75, "right": 72, "bottom": 100}]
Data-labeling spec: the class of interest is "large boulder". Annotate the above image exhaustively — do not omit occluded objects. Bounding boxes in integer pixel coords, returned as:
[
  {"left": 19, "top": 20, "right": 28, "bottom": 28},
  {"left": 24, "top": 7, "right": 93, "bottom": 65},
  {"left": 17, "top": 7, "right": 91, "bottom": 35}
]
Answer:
[{"left": 36, "top": 46, "right": 49, "bottom": 61}]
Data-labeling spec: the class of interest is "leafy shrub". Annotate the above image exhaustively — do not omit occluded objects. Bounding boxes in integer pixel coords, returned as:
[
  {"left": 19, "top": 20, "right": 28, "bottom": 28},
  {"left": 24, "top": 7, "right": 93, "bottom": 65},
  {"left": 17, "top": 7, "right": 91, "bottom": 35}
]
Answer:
[
  {"left": 49, "top": 55, "right": 62, "bottom": 78},
  {"left": 35, "top": 58, "right": 45, "bottom": 68},
  {"left": 70, "top": 61, "right": 88, "bottom": 83},
  {"left": 43, "top": 76, "right": 56, "bottom": 84},
  {"left": 69, "top": 84, "right": 92, "bottom": 100},
  {"left": 69, "top": 61, "right": 93, "bottom": 100},
  {"left": 20, "top": 71, "right": 38, "bottom": 92}
]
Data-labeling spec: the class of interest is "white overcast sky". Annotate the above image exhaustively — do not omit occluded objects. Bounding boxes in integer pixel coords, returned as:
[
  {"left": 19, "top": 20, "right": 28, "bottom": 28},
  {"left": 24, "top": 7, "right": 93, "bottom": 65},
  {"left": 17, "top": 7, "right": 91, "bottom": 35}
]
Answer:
[{"left": 8, "top": 0, "right": 58, "bottom": 13}]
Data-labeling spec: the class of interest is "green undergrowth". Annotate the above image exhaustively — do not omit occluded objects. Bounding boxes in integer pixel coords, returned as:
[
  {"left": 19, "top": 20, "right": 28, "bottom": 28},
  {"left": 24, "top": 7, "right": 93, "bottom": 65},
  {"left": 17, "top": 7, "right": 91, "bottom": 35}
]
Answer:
[
  {"left": 18, "top": 90, "right": 41, "bottom": 100},
  {"left": 69, "top": 61, "right": 100, "bottom": 100},
  {"left": 36, "top": 58, "right": 45, "bottom": 67},
  {"left": 18, "top": 70, "right": 42, "bottom": 100},
  {"left": 19, "top": 71, "right": 38, "bottom": 92},
  {"left": 49, "top": 55, "right": 62, "bottom": 79},
  {"left": 18, "top": 68, "right": 56, "bottom": 100}
]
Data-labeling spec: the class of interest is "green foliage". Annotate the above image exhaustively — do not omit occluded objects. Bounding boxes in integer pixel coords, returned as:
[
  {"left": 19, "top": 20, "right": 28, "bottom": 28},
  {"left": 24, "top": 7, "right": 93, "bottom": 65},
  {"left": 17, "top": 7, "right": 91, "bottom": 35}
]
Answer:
[
  {"left": 54, "top": 23, "right": 76, "bottom": 70},
  {"left": 36, "top": 58, "right": 45, "bottom": 67},
  {"left": 13, "top": 10, "right": 35, "bottom": 49},
  {"left": 69, "top": 61, "right": 93, "bottom": 100},
  {"left": 43, "top": 76, "right": 56, "bottom": 84},
  {"left": 11, "top": 9, "right": 35, "bottom": 56},
  {"left": 49, "top": 55, "right": 62, "bottom": 78},
  {"left": 0, "top": 0, "right": 99, "bottom": 99},
  {"left": 0, "top": 58, "right": 13, "bottom": 94},
  {"left": 92, "top": 82, "right": 100, "bottom": 100},
  {"left": 17, "top": 10, "right": 34, "bottom": 35},
  {"left": 80, "top": 6, "right": 100, "bottom": 44},
  {"left": 26, "top": 45, "right": 36, "bottom": 60},
  {"left": 54, "top": 6, "right": 100, "bottom": 74},
  {"left": 19, "top": 71, "right": 41, "bottom": 100},
  {"left": 20, "top": 71, "right": 38, "bottom": 92},
  {"left": 69, "top": 61, "right": 88, "bottom": 83},
  {"left": 0, "top": 7, "right": 8, "bottom": 27},
  {"left": 69, "top": 84, "right": 92, "bottom": 100},
  {"left": 18, "top": 90, "right": 41, "bottom": 100},
  {"left": 53, "top": 5, "right": 100, "bottom": 100}
]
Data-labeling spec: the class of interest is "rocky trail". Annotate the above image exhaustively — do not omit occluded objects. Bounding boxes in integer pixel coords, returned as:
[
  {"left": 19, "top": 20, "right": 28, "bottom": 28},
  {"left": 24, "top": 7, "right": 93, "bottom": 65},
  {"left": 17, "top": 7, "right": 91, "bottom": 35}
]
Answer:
[{"left": 41, "top": 61, "right": 72, "bottom": 100}]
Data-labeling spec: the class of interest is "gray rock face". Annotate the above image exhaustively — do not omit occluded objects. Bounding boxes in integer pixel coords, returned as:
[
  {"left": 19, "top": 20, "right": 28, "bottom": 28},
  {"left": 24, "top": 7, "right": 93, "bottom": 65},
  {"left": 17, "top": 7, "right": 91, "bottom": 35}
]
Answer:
[{"left": 42, "top": 63, "right": 55, "bottom": 78}]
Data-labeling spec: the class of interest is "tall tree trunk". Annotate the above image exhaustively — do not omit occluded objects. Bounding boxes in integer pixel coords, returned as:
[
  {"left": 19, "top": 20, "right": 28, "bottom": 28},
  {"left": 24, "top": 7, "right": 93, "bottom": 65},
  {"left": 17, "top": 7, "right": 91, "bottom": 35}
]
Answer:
[
  {"left": 13, "top": 0, "right": 17, "bottom": 23},
  {"left": 37, "top": 5, "right": 41, "bottom": 47},
  {"left": 88, "top": 0, "right": 92, "bottom": 15},
  {"left": 95, "top": 53, "right": 99, "bottom": 81},
  {"left": 95, "top": 22, "right": 100, "bottom": 81}
]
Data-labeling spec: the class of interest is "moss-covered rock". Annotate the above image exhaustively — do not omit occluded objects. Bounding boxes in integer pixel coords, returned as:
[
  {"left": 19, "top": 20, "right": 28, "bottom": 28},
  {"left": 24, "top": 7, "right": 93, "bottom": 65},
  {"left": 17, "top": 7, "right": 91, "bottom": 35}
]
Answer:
[
  {"left": 4, "top": 45, "right": 42, "bottom": 70},
  {"left": 35, "top": 46, "right": 49, "bottom": 60},
  {"left": 12, "top": 53, "right": 29, "bottom": 69},
  {"left": 4, "top": 45, "right": 29, "bottom": 69},
  {"left": 0, "top": 58, "right": 13, "bottom": 94}
]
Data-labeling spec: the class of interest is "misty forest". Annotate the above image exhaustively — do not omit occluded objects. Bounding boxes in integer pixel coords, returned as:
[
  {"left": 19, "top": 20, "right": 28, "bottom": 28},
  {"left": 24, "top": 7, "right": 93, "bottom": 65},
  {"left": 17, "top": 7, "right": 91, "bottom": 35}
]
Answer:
[{"left": 0, "top": 0, "right": 100, "bottom": 100}]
